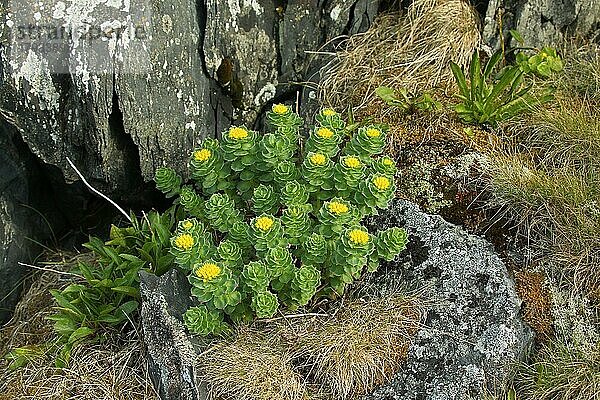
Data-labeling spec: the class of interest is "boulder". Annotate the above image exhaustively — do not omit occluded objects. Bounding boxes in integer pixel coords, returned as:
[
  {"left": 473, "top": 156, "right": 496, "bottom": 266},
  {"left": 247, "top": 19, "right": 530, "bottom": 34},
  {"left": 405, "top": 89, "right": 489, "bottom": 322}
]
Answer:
[{"left": 363, "top": 199, "right": 532, "bottom": 400}]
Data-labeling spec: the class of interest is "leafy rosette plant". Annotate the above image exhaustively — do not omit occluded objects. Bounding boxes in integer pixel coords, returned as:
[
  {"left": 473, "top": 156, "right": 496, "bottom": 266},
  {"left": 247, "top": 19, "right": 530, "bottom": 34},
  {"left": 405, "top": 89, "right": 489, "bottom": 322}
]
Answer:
[
  {"left": 267, "top": 103, "right": 303, "bottom": 140},
  {"left": 184, "top": 305, "right": 228, "bottom": 336},
  {"left": 281, "top": 180, "right": 310, "bottom": 206},
  {"left": 178, "top": 186, "right": 205, "bottom": 219},
  {"left": 189, "top": 261, "right": 242, "bottom": 311},
  {"left": 302, "top": 152, "right": 334, "bottom": 196},
  {"left": 155, "top": 167, "right": 182, "bottom": 197},
  {"left": 205, "top": 193, "right": 242, "bottom": 233},
  {"left": 250, "top": 215, "right": 284, "bottom": 253},
  {"left": 189, "top": 139, "right": 231, "bottom": 194},
  {"left": 375, "top": 227, "right": 408, "bottom": 262},
  {"left": 264, "top": 246, "right": 295, "bottom": 291},
  {"left": 372, "top": 156, "right": 397, "bottom": 177},
  {"left": 305, "top": 126, "right": 342, "bottom": 157},
  {"left": 156, "top": 104, "right": 410, "bottom": 336},
  {"left": 354, "top": 174, "right": 396, "bottom": 214},
  {"left": 343, "top": 125, "right": 387, "bottom": 158},
  {"left": 281, "top": 204, "right": 312, "bottom": 245},
  {"left": 315, "top": 108, "right": 345, "bottom": 131},
  {"left": 328, "top": 227, "right": 375, "bottom": 294},
  {"left": 333, "top": 155, "right": 367, "bottom": 196},
  {"left": 242, "top": 261, "right": 270, "bottom": 293},
  {"left": 290, "top": 265, "right": 321, "bottom": 307},
  {"left": 251, "top": 184, "right": 279, "bottom": 215},
  {"left": 317, "top": 198, "right": 360, "bottom": 238},
  {"left": 298, "top": 232, "right": 328, "bottom": 266}
]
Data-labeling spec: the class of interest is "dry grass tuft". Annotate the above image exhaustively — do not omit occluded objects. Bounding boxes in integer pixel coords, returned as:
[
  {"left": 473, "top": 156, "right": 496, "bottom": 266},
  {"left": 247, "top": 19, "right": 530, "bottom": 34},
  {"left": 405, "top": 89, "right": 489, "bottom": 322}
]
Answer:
[
  {"left": 320, "top": 0, "right": 481, "bottom": 113},
  {"left": 199, "top": 327, "right": 308, "bottom": 400},
  {"left": 0, "top": 252, "right": 158, "bottom": 400},
  {"left": 289, "top": 295, "right": 423, "bottom": 400},
  {"left": 514, "top": 271, "right": 553, "bottom": 342}
]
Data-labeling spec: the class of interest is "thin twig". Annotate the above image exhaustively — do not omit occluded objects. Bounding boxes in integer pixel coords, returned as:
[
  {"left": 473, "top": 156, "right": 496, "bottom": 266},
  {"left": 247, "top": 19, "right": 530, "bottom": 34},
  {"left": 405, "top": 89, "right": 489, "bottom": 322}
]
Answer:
[
  {"left": 66, "top": 157, "right": 132, "bottom": 223},
  {"left": 18, "top": 262, "right": 82, "bottom": 278},
  {"left": 255, "top": 312, "right": 329, "bottom": 323}
]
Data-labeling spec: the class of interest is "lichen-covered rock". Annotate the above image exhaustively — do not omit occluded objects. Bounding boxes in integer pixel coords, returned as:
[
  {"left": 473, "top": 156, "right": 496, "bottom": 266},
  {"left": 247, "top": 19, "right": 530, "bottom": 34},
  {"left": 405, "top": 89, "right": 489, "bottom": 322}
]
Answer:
[
  {"left": 139, "top": 269, "right": 206, "bottom": 400},
  {"left": 363, "top": 199, "right": 532, "bottom": 400},
  {"left": 484, "top": 0, "right": 600, "bottom": 49}
]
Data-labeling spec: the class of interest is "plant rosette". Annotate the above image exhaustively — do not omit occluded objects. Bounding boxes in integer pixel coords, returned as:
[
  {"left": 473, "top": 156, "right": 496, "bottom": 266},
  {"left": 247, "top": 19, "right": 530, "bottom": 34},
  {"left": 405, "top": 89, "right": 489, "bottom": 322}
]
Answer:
[
  {"left": 317, "top": 198, "right": 361, "bottom": 238},
  {"left": 189, "top": 261, "right": 242, "bottom": 311},
  {"left": 343, "top": 125, "right": 387, "bottom": 158},
  {"left": 354, "top": 174, "right": 396, "bottom": 214}
]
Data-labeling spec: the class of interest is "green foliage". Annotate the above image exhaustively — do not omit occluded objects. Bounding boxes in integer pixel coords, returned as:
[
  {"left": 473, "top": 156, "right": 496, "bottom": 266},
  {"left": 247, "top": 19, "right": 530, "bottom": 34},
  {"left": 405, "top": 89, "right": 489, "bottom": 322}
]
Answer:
[
  {"left": 47, "top": 209, "right": 176, "bottom": 366},
  {"left": 450, "top": 50, "right": 553, "bottom": 126},
  {"left": 516, "top": 46, "right": 563, "bottom": 78},
  {"left": 155, "top": 105, "right": 409, "bottom": 336},
  {"left": 375, "top": 86, "right": 441, "bottom": 113}
]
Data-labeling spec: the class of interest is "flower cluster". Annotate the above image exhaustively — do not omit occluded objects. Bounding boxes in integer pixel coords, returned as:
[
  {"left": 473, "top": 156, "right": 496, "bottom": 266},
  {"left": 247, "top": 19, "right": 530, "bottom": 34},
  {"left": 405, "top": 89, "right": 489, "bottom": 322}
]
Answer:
[{"left": 155, "top": 105, "right": 408, "bottom": 336}]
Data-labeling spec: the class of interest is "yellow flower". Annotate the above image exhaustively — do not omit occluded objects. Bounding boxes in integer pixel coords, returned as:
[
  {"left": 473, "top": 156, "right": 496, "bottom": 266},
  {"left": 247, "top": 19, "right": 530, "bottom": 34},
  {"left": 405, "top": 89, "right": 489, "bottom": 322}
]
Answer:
[
  {"left": 382, "top": 157, "right": 394, "bottom": 167},
  {"left": 322, "top": 108, "right": 337, "bottom": 117},
  {"left": 348, "top": 229, "right": 369, "bottom": 245},
  {"left": 174, "top": 234, "right": 194, "bottom": 251},
  {"left": 182, "top": 220, "right": 194, "bottom": 230},
  {"left": 366, "top": 128, "right": 381, "bottom": 138},
  {"left": 255, "top": 216, "right": 274, "bottom": 232},
  {"left": 310, "top": 153, "right": 326, "bottom": 166},
  {"left": 195, "top": 263, "right": 221, "bottom": 282},
  {"left": 194, "top": 149, "right": 211, "bottom": 162},
  {"left": 316, "top": 127, "right": 334, "bottom": 139},
  {"left": 328, "top": 201, "right": 349, "bottom": 215},
  {"left": 229, "top": 127, "right": 249, "bottom": 140},
  {"left": 373, "top": 176, "right": 391, "bottom": 190},
  {"left": 272, "top": 103, "right": 289, "bottom": 114},
  {"left": 344, "top": 156, "right": 361, "bottom": 168}
]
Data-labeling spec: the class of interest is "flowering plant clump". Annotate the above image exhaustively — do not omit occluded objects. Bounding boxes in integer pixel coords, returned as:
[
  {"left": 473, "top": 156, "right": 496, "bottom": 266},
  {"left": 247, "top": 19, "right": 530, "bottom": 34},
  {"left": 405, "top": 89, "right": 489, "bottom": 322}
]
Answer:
[{"left": 154, "top": 105, "right": 408, "bottom": 336}]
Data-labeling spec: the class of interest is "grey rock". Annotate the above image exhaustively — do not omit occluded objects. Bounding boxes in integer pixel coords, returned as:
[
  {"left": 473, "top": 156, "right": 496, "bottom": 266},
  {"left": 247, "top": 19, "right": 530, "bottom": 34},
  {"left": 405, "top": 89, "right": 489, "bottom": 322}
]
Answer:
[
  {"left": 484, "top": 0, "right": 600, "bottom": 49},
  {"left": 363, "top": 199, "right": 532, "bottom": 400},
  {"left": 140, "top": 269, "right": 207, "bottom": 400}
]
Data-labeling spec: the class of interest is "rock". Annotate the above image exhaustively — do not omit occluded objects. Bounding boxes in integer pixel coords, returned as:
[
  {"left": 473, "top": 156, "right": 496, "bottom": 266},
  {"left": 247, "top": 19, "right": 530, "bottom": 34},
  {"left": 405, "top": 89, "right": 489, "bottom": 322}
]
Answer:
[
  {"left": 483, "top": 0, "right": 600, "bottom": 49},
  {"left": 363, "top": 199, "right": 532, "bottom": 400},
  {"left": 139, "top": 269, "right": 206, "bottom": 400}
]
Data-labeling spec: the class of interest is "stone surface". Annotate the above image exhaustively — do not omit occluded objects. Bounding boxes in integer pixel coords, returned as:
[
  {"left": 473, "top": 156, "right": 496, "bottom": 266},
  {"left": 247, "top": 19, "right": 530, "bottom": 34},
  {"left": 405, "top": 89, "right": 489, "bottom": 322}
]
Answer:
[
  {"left": 139, "top": 269, "right": 206, "bottom": 400},
  {"left": 484, "top": 0, "right": 600, "bottom": 49},
  {"left": 363, "top": 199, "right": 532, "bottom": 400}
]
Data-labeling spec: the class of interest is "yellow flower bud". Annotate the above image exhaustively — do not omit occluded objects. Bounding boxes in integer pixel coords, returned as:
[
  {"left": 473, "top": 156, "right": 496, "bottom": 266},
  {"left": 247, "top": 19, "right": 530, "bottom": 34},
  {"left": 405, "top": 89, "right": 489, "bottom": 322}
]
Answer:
[
  {"left": 194, "top": 149, "right": 211, "bottom": 162},
  {"left": 310, "top": 153, "right": 326, "bottom": 166},
  {"left": 174, "top": 234, "right": 194, "bottom": 251},
  {"left": 373, "top": 176, "right": 391, "bottom": 191},
  {"left": 316, "top": 127, "right": 334, "bottom": 139},
  {"left": 229, "top": 127, "right": 249, "bottom": 140},
  {"left": 255, "top": 216, "right": 274, "bottom": 232},
  {"left": 366, "top": 128, "right": 381, "bottom": 138},
  {"left": 322, "top": 108, "right": 337, "bottom": 117},
  {"left": 382, "top": 157, "right": 394, "bottom": 167},
  {"left": 328, "top": 201, "right": 349, "bottom": 215},
  {"left": 195, "top": 263, "right": 221, "bottom": 282},
  {"left": 344, "top": 156, "right": 361, "bottom": 168},
  {"left": 348, "top": 229, "right": 369, "bottom": 245},
  {"left": 272, "top": 103, "right": 289, "bottom": 114},
  {"left": 182, "top": 220, "right": 194, "bottom": 230}
]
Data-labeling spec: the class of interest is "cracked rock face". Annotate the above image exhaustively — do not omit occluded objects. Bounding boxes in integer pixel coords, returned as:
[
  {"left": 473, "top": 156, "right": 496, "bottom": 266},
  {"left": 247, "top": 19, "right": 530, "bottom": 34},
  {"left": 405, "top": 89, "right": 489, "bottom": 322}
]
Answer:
[
  {"left": 363, "top": 200, "right": 532, "bottom": 400},
  {"left": 484, "top": 0, "right": 600, "bottom": 48},
  {"left": 140, "top": 199, "right": 532, "bottom": 400}
]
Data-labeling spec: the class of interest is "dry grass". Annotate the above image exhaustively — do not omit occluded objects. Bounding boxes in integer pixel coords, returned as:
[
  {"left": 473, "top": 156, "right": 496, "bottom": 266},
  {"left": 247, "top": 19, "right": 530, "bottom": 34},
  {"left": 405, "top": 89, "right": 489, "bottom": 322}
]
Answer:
[
  {"left": 514, "top": 271, "right": 553, "bottom": 342},
  {"left": 320, "top": 0, "right": 480, "bottom": 114},
  {"left": 0, "top": 252, "right": 158, "bottom": 400},
  {"left": 198, "top": 327, "right": 308, "bottom": 400},
  {"left": 288, "top": 295, "right": 423, "bottom": 400},
  {"left": 196, "top": 294, "right": 424, "bottom": 400},
  {"left": 486, "top": 95, "right": 600, "bottom": 295}
]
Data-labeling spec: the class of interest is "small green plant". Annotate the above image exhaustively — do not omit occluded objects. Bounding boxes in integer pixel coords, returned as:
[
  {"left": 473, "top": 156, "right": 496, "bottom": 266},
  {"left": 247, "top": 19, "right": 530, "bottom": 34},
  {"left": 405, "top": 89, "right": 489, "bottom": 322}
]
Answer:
[
  {"left": 154, "top": 105, "right": 409, "bottom": 336},
  {"left": 375, "top": 86, "right": 441, "bottom": 113},
  {"left": 46, "top": 209, "right": 176, "bottom": 366},
  {"left": 516, "top": 47, "right": 563, "bottom": 78}
]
